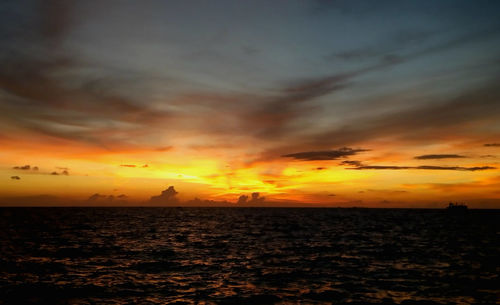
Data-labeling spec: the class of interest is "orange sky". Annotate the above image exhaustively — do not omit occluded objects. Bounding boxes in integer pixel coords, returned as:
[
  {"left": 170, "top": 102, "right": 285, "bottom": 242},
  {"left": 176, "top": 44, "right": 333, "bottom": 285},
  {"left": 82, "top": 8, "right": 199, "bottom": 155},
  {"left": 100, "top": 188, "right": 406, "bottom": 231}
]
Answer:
[{"left": 1, "top": 1, "right": 500, "bottom": 207}]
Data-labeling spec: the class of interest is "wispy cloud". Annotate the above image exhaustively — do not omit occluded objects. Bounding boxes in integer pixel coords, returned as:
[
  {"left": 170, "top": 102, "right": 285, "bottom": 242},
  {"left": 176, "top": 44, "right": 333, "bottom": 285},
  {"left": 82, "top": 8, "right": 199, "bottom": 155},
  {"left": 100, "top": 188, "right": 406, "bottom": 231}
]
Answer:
[
  {"left": 283, "top": 147, "right": 368, "bottom": 161},
  {"left": 349, "top": 165, "right": 495, "bottom": 171},
  {"left": 414, "top": 154, "right": 467, "bottom": 160}
]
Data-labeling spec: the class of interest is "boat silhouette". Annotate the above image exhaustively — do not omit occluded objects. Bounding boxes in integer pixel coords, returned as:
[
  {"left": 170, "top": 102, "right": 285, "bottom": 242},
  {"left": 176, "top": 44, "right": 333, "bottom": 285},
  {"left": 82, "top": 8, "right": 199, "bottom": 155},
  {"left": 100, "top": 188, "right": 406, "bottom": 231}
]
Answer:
[{"left": 446, "top": 202, "right": 468, "bottom": 212}]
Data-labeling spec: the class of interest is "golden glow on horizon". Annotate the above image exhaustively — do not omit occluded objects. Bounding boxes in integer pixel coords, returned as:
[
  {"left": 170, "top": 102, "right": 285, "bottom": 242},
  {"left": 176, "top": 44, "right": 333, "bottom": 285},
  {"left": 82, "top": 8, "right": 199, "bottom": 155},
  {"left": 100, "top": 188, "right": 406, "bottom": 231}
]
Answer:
[{"left": 1, "top": 138, "right": 499, "bottom": 208}]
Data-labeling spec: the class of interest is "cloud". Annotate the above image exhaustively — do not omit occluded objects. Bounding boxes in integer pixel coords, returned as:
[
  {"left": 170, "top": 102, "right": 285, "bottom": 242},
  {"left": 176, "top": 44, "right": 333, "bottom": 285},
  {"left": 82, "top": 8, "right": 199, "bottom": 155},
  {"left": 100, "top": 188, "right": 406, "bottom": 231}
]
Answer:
[
  {"left": 484, "top": 143, "right": 500, "bottom": 147},
  {"left": 351, "top": 165, "right": 411, "bottom": 170},
  {"left": 10, "top": 176, "right": 20, "bottom": 180},
  {"left": 416, "top": 166, "right": 495, "bottom": 171},
  {"left": 87, "top": 193, "right": 118, "bottom": 203},
  {"left": 88, "top": 193, "right": 107, "bottom": 201},
  {"left": 237, "top": 195, "right": 248, "bottom": 204},
  {"left": 149, "top": 186, "right": 179, "bottom": 205},
  {"left": 245, "top": 73, "right": 353, "bottom": 139},
  {"left": 50, "top": 170, "right": 69, "bottom": 175},
  {"left": 13, "top": 165, "right": 31, "bottom": 170},
  {"left": 414, "top": 154, "right": 467, "bottom": 160},
  {"left": 349, "top": 165, "right": 496, "bottom": 171},
  {"left": 120, "top": 164, "right": 137, "bottom": 167},
  {"left": 340, "top": 160, "right": 363, "bottom": 166},
  {"left": 283, "top": 147, "right": 368, "bottom": 161},
  {"left": 237, "top": 192, "right": 265, "bottom": 205},
  {"left": 265, "top": 82, "right": 500, "bottom": 158}
]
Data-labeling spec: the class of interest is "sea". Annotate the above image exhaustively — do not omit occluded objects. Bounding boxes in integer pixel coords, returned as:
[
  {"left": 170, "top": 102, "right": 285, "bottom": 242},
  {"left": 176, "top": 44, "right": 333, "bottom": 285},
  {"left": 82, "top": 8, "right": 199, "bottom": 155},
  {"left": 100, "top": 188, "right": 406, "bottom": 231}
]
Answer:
[{"left": 0, "top": 208, "right": 498, "bottom": 305}]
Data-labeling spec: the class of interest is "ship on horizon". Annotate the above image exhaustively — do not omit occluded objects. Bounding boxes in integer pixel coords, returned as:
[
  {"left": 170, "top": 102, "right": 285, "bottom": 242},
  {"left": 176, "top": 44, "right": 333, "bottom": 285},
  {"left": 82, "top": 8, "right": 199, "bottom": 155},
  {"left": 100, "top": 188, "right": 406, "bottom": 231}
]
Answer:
[{"left": 447, "top": 202, "right": 468, "bottom": 212}]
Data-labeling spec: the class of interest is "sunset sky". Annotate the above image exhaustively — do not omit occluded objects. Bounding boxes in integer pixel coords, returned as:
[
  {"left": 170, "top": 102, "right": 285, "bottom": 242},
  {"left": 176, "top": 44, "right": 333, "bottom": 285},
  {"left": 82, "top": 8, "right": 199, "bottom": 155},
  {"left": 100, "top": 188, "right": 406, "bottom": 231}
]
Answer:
[{"left": 1, "top": 0, "right": 500, "bottom": 207}]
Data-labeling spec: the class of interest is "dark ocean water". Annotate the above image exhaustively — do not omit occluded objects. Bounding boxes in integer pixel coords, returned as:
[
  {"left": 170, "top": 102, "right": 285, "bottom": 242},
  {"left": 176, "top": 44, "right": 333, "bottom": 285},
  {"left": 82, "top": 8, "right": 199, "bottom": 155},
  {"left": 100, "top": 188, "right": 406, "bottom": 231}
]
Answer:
[{"left": 0, "top": 208, "right": 498, "bottom": 305}]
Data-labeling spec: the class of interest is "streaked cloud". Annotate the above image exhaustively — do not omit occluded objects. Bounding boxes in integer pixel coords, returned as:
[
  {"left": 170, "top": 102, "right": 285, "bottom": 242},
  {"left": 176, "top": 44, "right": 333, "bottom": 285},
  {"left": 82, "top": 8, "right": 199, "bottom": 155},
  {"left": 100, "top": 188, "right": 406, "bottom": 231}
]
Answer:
[
  {"left": 283, "top": 148, "right": 368, "bottom": 161},
  {"left": 414, "top": 154, "right": 467, "bottom": 160},
  {"left": 350, "top": 165, "right": 495, "bottom": 171}
]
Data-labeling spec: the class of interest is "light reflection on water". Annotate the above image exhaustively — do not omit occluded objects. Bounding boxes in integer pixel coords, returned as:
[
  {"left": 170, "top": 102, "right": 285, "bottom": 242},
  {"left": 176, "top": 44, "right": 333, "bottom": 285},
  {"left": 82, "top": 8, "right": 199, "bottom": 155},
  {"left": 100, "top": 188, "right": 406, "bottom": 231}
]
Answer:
[{"left": 0, "top": 208, "right": 498, "bottom": 304}]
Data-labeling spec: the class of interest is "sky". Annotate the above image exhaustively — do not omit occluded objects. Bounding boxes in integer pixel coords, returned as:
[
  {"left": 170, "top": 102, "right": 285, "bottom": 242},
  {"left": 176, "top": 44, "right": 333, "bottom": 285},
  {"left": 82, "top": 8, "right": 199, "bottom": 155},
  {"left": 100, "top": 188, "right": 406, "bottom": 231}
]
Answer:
[{"left": 1, "top": 0, "right": 500, "bottom": 207}]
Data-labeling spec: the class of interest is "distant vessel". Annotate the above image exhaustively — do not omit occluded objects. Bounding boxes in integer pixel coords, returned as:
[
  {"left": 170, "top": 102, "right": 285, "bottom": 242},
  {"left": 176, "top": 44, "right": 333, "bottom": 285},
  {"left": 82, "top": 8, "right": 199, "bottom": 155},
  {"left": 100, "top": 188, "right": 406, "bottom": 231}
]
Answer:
[{"left": 446, "top": 202, "right": 468, "bottom": 212}]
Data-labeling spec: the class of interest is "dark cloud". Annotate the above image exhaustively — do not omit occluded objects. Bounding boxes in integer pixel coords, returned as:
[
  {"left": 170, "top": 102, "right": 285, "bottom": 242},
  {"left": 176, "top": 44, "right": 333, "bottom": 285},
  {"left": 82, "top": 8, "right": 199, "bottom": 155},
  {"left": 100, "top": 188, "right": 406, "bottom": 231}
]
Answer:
[
  {"left": 237, "top": 195, "right": 248, "bottom": 204},
  {"left": 236, "top": 192, "right": 265, "bottom": 205},
  {"left": 248, "top": 74, "right": 352, "bottom": 138},
  {"left": 10, "top": 176, "right": 20, "bottom": 180},
  {"left": 340, "top": 160, "right": 363, "bottom": 167},
  {"left": 50, "top": 170, "right": 68, "bottom": 176},
  {"left": 267, "top": 82, "right": 500, "bottom": 157},
  {"left": 349, "top": 165, "right": 495, "bottom": 171},
  {"left": 87, "top": 193, "right": 116, "bottom": 203},
  {"left": 480, "top": 155, "right": 497, "bottom": 158},
  {"left": 120, "top": 164, "right": 136, "bottom": 168},
  {"left": 351, "top": 165, "right": 411, "bottom": 170},
  {"left": 283, "top": 147, "right": 368, "bottom": 161},
  {"left": 414, "top": 154, "right": 467, "bottom": 160},
  {"left": 88, "top": 193, "right": 107, "bottom": 201},
  {"left": 32, "top": 166, "right": 39, "bottom": 170},
  {"left": 13, "top": 165, "right": 31, "bottom": 170},
  {"left": 315, "top": 167, "right": 327, "bottom": 170},
  {"left": 417, "top": 166, "right": 495, "bottom": 171},
  {"left": 484, "top": 143, "right": 500, "bottom": 147},
  {"left": 149, "top": 186, "right": 179, "bottom": 205}
]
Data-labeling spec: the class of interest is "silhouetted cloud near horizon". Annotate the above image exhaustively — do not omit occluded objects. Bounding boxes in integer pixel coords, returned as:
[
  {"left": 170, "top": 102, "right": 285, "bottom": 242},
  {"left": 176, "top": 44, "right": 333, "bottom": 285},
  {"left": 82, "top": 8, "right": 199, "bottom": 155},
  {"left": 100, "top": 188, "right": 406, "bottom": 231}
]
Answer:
[
  {"left": 87, "top": 193, "right": 123, "bottom": 203},
  {"left": 50, "top": 170, "right": 69, "bottom": 176},
  {"left": 120, "top": 164, "right": 136, "bottom": 167},
  {"left": 88, "top": 193, "right": 107, "bottom": 201},
  {"left": 414, "top": 154, "right": 467, "bottom": 160},
  {"left": 10, "top": 176, "right": 20, "bottom": 180},
  {"left": 484, "top": 143, "right": 500, "bottom": 147},
  {"left": 237, "top": 192, "right": 265, "bottom": 205},
  {"left": 349, "top": 165, "right": 495, "bottom": 171},
  {"left": 283, "top": 147, "right": 368, "bottom": 161},
  {"left": 149, "top": 186, "right": 179, "bottom": 205},
  {"left": 13, "top": 165, "right": 32, "bottom": 170}
]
